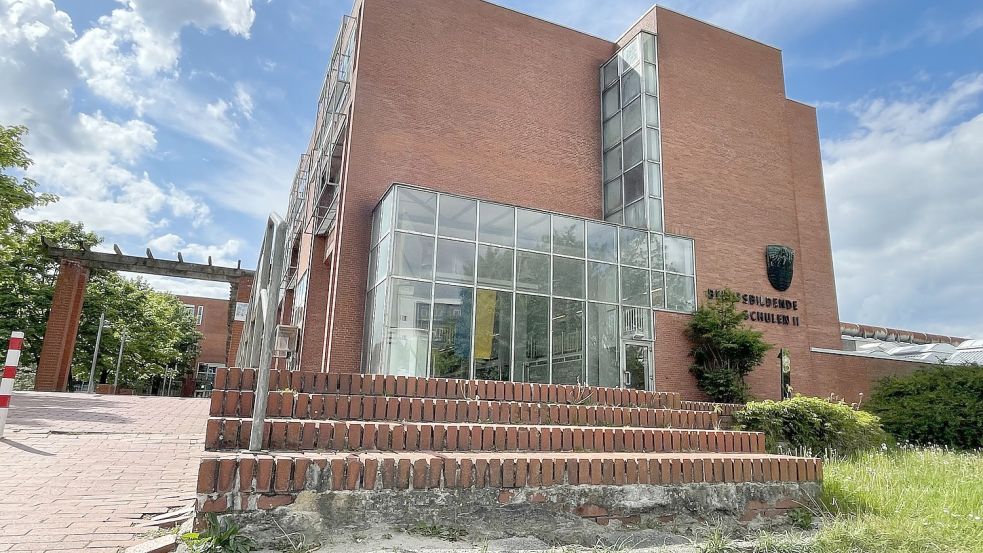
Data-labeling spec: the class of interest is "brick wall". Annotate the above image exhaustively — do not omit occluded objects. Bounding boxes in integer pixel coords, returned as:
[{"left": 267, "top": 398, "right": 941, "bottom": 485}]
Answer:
[
  {"left": 178, "top": 295, "right": 232, "bottom": 366},
  {"left": 35, "top": 260, "right": 89, "bottom": 391}
]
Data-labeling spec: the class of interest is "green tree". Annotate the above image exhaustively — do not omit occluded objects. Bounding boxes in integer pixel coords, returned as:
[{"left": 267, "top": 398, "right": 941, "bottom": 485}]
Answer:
[
  {"left": 0, "top": 220, "right": 98, "bottom": 366},
  {"left": 687, "top": 288, "right": 772, "bottom": 403},
  {"left": 1, "top": 124, "right": 202, "bottom": 391},
  {"left": 72, "top": 274, "right": 202, "bottom": 390},
  {"left": 0, "top": 125, "right": 55, "bottom": 236}
]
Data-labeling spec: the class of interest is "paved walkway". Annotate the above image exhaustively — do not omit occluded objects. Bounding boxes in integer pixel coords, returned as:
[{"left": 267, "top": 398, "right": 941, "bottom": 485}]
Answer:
[{"left": 0, "top": 392, "right": 210, "bottom": 552}]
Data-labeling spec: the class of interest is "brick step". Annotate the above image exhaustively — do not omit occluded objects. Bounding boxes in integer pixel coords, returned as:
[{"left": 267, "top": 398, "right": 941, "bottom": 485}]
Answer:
[
  {"left": 205, "top": 417, "right": 765, "bottom": 454},
  {"left": 196, "top": 450, "right": 822, "bottom": 512},
  {"left": 211, "top": 391, "right": 719, "bottom": 430},
  {"left": 212, "top": 368, "right": 681, "bottom": 411}
]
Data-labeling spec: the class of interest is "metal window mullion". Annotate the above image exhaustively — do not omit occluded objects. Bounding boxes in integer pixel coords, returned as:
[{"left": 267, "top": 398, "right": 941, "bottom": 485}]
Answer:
[
  {"left": 426, "top": 193, "right": 441, "bottom": 379},
  {"left": 547, "top": 215, "right": 554, "bottom": 385},
  {"left": 510, "top": 209, "right": 518, "bottom": 383},
  {"left": 470, "top": 201, "right": 480, "bottom": 381}
]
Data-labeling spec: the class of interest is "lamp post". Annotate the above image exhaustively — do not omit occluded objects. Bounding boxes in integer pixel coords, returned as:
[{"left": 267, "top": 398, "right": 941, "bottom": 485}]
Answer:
[
  {"left": 87, "top": 312, "right": 107, "bottom": 393},
  {"left": 112, "top": 330, "right": 126, "bottom": 391}
]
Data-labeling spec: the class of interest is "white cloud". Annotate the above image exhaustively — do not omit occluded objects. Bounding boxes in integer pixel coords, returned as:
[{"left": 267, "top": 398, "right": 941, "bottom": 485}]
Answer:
[
  {"left": 124, "top": 273, "right": 232, "bottom": 299},
  {"left": 824, "top": 73, "right": 983, "bottom": 338},
  {"left": 65, "top": 0, "right": 258, "bottom": 156},
  {"left": 144, "top": 234, "right": 243, "bottom": 267},
  {"left": 233, "top": 82, "right": 254, "bottom": 120}
]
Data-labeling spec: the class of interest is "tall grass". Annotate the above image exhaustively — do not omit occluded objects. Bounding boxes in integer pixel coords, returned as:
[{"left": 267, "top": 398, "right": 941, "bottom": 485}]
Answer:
[{"left": 814, "top": 446, "right": 983, "bottom": 552}]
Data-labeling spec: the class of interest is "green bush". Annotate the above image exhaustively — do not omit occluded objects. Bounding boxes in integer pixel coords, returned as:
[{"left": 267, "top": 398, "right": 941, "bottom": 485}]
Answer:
[
  {"left": 734, "top": 395, "right": 891, "bottom": 457},
  {"left": 866, "top": 365, "right": 983, "bottom": 450},
  {"left": 687, "top": 289, "right": 771, "bottom": 403}
]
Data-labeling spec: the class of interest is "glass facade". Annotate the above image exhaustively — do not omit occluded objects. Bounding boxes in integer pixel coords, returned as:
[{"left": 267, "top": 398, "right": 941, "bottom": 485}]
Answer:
[
  {"left": 364, "top": 185, "right": 698, "bottom": 385},
  {"left": 601, "top": 32, "right": 664, "bottom": 232}
]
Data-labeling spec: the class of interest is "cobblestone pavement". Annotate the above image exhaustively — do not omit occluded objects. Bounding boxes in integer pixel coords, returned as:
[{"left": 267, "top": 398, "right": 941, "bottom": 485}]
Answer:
[{"left": 0, "top": 392, "right": 210, "bottom": 552}]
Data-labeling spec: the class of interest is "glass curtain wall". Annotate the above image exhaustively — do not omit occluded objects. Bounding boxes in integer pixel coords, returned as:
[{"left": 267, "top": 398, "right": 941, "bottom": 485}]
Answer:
[
  {"left": 601, "top": 32, "right": 664, "bottom": 232},
  {"left": 364, "top": 185, "right": 697, "bottom": 383}
]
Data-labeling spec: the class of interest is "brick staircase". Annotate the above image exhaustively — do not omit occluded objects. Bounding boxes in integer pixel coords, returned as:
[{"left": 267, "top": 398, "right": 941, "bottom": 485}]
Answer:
[{"left": 196, "top": 368, "right": 821, "bottom": 529}]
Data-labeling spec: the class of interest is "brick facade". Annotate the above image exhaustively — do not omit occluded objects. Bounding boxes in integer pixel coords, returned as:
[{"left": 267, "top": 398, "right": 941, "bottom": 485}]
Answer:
[
  {"left": 178, "top": 295, "right": 232, "bottom": 367},
  {"left": 275, "top": 0, "right": 926, "bottom": 402}
]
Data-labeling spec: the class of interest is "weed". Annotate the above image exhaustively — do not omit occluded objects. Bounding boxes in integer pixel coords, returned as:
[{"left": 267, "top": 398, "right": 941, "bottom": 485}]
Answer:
[
  {"left": 180, "top": 514, "right": 255, "bottom": 553},
  {"left": 699, "top": 529, "right": 734, "bottom": 553},
  {"left": 787, "top": 508, "right": 813, "bottom": 530},
  {"left": 406, "top": 522, "right": 467, "bottom": 542}
]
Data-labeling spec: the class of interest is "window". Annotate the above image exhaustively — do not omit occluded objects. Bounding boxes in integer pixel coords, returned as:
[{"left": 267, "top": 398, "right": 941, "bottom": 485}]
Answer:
[
  {"left": 431, "top": 284, "right": 473, "bottom": 379},
  {"left": 477, "top": 245, "right": 513, "bottom": 289},
  {"left": 622, "top": 98, "right": 642, "bottom": 138},
  {"left": 515, "top": 209, "right": 550, "bottom": 252},
  {"left": 367, "top": 185, "right": 699, "bottom": 381},
  {"left": 437, "top": 195, "right": 476, "bottom": 240},
  {"left": 587, "top": 261, "right": 618, "bottom": 303},
  {"left": 478, "top": 203, "right": 514, "bottom": 246},
  {"left": 619, "top": 227, "right": 649, "bottom": 267},
  {"left": 586, "top": 222, "right": 617, "bottom": 262},
  {"left": 552, "top": 256, "right": 585, "bottom": 299},
  {"left": 516, "top": 251, "right": 550, "bottom": 294},
  {"left": 552, "top": 215, "right": 585, "bottom": 257},
  {"left": 392, "top": 232, "right": 434, "bottom": 279},
  {"left": 664, "top": 236, "right": 695, "bottom": 275},
  {"left": 514, "top": 294, "right": 549, "bottom": 383},
  {"left": 196, "top": 306, "right": 204, "bottom": 325},
  {"left": 587, "top": 303, "right": 619, "bottom": 387},
  {"left": 368, "top": 234, "right": 391, "bottom": 287},
  {"left": 552, "top": 298, "right": 585, "bottom": 384},
  {"left": 434, "top": 238, "right": 475, "bottom": 284},
  {"left": 666, "top": 274, "right": 696, "bottom": 312},
  {"left": 473, "top": 289, "right": 511, "bottom": 381},
  {"left": 395, "top": 187, "right": 436, "bottom": 233},
  {"left": 386, "top": 279, "right": 430, "bottom": 376},
  {"left": 620, "top": 267, "right": 649, "bottom": 307},
  {"left": 623, "top": 131, "right": 643, "bottom": 169}
]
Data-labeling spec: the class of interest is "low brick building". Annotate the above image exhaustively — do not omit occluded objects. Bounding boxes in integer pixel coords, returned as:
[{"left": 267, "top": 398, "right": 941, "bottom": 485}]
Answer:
[
  {"left": 237, "top": 0, "right": 950, "bottom": 403},
  {"left": 179, "top": 295, "right": 231, "bottom": 388}
]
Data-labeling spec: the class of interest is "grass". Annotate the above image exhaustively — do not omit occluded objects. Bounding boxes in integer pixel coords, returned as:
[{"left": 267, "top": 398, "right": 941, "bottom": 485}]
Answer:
[{"left": 808, "top": 445, "right": 983, "bottom": 552}]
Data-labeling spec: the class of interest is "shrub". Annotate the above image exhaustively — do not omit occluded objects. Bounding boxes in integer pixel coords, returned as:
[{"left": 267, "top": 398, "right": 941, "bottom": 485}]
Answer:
[
  {"left": 734, "top": 395, "right": 890, "bottom": 457},
  {"left": 687, "top": 289, "right": 771, "bottom": 403},
  {"left": 866, "top": 364, "right": 983, "bottom": 450}
]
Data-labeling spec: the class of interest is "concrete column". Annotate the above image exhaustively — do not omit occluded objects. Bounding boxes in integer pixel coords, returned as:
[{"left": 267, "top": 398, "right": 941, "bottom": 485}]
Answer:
[{"left": 35, "top": 260, "right": 89, "bottom": 392}]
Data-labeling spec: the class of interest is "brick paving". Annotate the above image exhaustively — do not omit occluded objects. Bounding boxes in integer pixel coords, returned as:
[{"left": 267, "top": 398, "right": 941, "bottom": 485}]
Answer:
[{"left": 0, "top": 392, "right": 209, "bottom": 552}]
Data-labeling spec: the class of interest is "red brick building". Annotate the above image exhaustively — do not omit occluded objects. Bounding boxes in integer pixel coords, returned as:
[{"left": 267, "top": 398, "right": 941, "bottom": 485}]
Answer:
[
  {"left": 243, "top": 0, "right": 931, "bottom": 403},
  {"left": 179, "top": 295, "right": 231, "bottom": 385}
]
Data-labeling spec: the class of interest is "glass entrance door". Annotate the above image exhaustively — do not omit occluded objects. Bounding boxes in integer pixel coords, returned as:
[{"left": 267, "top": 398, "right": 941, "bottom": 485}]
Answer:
[{"left": 621, "top": 342, "right": 651, "bottom": 391}]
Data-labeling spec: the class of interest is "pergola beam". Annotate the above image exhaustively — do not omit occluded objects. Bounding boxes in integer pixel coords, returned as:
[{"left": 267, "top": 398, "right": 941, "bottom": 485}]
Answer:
[{"left": 42, "top": 239, "right": 253, "bottom": 282}]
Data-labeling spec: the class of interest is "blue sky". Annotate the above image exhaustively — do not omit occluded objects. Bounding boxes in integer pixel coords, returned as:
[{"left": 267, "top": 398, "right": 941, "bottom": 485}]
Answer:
[{"left": 2, "top": 0, "right": 982, "bottom": 338}]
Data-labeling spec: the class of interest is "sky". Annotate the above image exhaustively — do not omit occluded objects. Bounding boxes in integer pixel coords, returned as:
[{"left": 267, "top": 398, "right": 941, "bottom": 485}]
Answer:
[{"left": 1, "top": 0, "right": 982, "bottom": 338}]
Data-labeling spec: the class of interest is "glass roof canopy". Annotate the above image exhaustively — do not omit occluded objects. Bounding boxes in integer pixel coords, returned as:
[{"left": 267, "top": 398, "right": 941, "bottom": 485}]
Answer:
[{"left": 363, "top": 184, "right": 697, "bottom": 386}]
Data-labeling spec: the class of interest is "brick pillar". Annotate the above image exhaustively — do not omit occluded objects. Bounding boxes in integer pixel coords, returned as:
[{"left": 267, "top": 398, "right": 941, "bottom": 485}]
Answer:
[
  {"left": 299, "top": 236, "right": 330, "bottom": 372},
  {"left": 35, "top": 260, "right": 89, "bottom": 392},
  {"left": 225, "top": 275, "right": 252, "bottom": 367}
]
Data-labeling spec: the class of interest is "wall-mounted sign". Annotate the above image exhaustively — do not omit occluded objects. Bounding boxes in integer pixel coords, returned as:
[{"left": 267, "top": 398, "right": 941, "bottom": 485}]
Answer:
[
  {"left": 765, "top": 245, "right": 795, "bottom": 292},
  {"left": 234, "top": 301, "right": 249, "bottom": 321},
  {"left": 706, "top": 289, "right": 801, "bottom": 327}
]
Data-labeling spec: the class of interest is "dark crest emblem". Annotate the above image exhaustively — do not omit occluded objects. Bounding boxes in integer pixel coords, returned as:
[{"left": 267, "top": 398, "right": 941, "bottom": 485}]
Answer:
[{"left": 765, "top": 245, "right": 794, "bottom": 292}]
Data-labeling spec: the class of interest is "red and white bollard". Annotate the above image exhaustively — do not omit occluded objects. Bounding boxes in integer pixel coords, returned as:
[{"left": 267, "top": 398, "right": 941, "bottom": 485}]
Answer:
[{"left": 0, "top": 331, "right": 24, "bottom": 438}]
